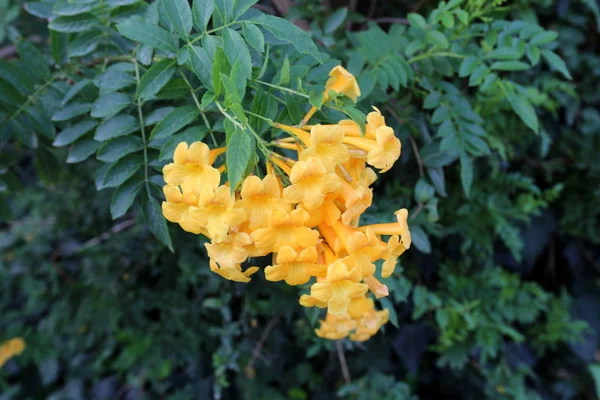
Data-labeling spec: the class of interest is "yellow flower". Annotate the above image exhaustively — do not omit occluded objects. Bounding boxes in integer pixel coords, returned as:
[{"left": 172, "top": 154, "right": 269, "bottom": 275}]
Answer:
[
  {"left": 300, "top": 125, "right": 350, "bottom": 170},
  {"left": 163, "top": 142, "right": 221, "bottom": 193},
  {"left": 324, "top": 66, "right": 361, "bottom": 103},
  {"left": 264, "top": 246, "right": 325, "bottom": 286},
  {"left": 338, "top": 180, "right": 373, "bottom": 226},
  {"left": 359, "top": 208, "right": 411, "bottom": 248},
  {"left": 250, "top": 208, "right": 320, "bottom": 252},
  {"left": 236, "top": 174, "right": 291, "bottom": 231},
  {"left": 301, "top": 259, "right": 368, "bottom": 315},
  {"left": 191, "top": 185, "right": 247, "bottom": 242},
  {"left": 332, "top": 223, "right": 385, "bottom": 278},
  {"left": 339, "top": 107, "right": 387, "bottom": 140},
  {"left": 0, "top": 338, "right": 25, "bottom": 367},
  {"left": 343, "top": 127, "right": 401, "bottom": 173},
  {"left": 363, "top": 275, "right": 390, "bottom": 299},
  {"left": 205, "top": 232, "right": 259, "bottom": 282},
  {"left": 315, "top": 313, "right": 357, "bottom": 340},
  {"left": 283, "top": 157, "right": 341, "bottom": 210},
  {"left": 298, "top": 194, "right": 341, "bottom": 227},
  {"left": 347, "top": 296, "right": 389, "bottom": 342},
  {"left": 162, "top": 184, "right": 206, "bottom": 235}
]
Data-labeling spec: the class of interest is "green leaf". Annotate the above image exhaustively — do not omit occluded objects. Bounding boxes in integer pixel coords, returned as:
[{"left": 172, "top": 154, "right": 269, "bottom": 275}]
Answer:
[
  {"left": 150, "top": 106, "right": 200, "bottom": 139},
  {"left": 17, "top": 41, "right": 51, "bottom": 81},
  {"left": 95, "top": 69, "right": 136, "bottom": 95},
  {"left": 253, "top": 15, "right": 322, "bottom": 63},
  {"left": 589, "top": 364, "right": 600, "bottom": 399},
  {"left": 380, "top": 297, "right": 398, "bottom": 328},
  {"left": 159, "top": 126, "right": 208, "bottom": 161},
  {"left": 490, "top": 61, "right": 530, "bottom": 71},
  {"left": 212, "top": 47, "right": 231, "bottom": 96},
  {"left": 233, "top": 0, "right": 258, "bottom": 19},
  {"left": 407, "top": 13, "right": 427, "bottom": 29},
  {"left": 278, "top": 57, "right": 290, "bottom": 85},
  {"left": 324, "top": 7, "right": 347, "bottom": 34},
  {"left": 188, "top": 45, "right": 214, "bottom": 91},
  {"left": 214, "top": 0, "right": 235, "bottom": 23},
  {"left": 24, "top": 106, "right": 55, "bottom": 139},
  {"left": 340, "top": 105, "right": 367, "bottom": 135},
  {"left": 136, "top": 59, "right": 177, "bottom": 100},
  {"left": 0, "top": 59, "right": 35, "bottom": 92},
  {"left": 160, "top": 0, "right": 192, "bottom": 40},
  {"left": 424, "top": 92, "right": 441, "bottom": 109},
  {"left": 67, "top": 31, "right": 103, "bottom": 57},
  {"left": 242, "top": 22, "right": 264, "bottom": 53},
  {"left": 223, "top": 27, "right": 252, "bottom": 80},
  {"left": 427, "top": 30, "right": 449, "bottom": 49},
  {"left": 103, "top": 156, "right": 143, "bottom": 188},
  {"left": 145, "top": 107, "right": 176, "bottom": 126},
  {"left": 111, "top": 176, "right": 142, "bottom": 219},
  {"left": 117, "top": 18, "right": 178, "bottom": 52},
  {"left": 226, "top": 128, "right": 253, "bottom": 190},
  {"left": 506, "top": 92, "right": 539, "bottom": 133},
  {"left": 459, "top": 55, "right": 479, "bottom": 77},
  {"left": 62, "top": 79, "right": 93, "bottom": 107},
  {"left": 487, "top": 47, "right": 522, "bottom": 60},
  {"left": 53, "top": 120, "right": 98, "bottom": 147},
  {"left": 541, "top": 50, "right": 572, "bottom": 80},
  {"left": 97, "top": 136, "right": 143, "bottom": 162},
  {"left": 309, "top": 89, "right": 324, "bottom": 110},
  {"left": 49, "top": 13, "right": 99, "bottom": 33},
  {"left": 50, "top": 30, "right": 68, "bottom": 64},
  {"left": 53, "top": 0, "right": 94, "bottom": 16},
  {"left": 410, "top": 225, "right": 431, "bottom": 253},
  {"left": 192, "top": 0, "right": 214, "bottom": 32},
  {"left": 95, "top": 115, "right": 139, "bottom": 141},
  {"left": 529, "top": 30, "right": 558, "bottom": 46},
  {"left": 143, "top": 193, "right": 173, "bottom": 251},
  {"left": 51, "top": 103, "right": 92, "bottom": 122},
  {"left": 35, "top": 147, "right": 60, "bottom": 184},
  {"left": 67, "top": 139, "right": 101, "bottom": 164},
  {"left": 460, "top": 153, "right": 473, "bottom": 197},
  {"left": 24, "top": 2, "right": 54, "bottom": 18},
  {"left": 91, "top": 92, "right": 132, "bottom": 119}
]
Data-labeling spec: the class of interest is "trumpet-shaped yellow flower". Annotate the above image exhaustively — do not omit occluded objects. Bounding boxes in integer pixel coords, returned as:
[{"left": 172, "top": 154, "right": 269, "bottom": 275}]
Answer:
[
  {"left": 236, "top": 174, "right": 290, "bottom": 231},
  {"left": 298, "top": 194, "right": 341, "bottom": 228},
  {"left": 363, "top": 275, "right": 390, "bottom": 299},
  {"left": 324, "top": 66, "right": 361, "bottom": 103},
  {"left": 347, "top": 296, "right": 390, "bottom": 342},
  {"left": 332, "top": 223, "right": 384, "bottom": 278},
  {"left": 315, "top": 313, "right": 357, "bottom": 340},
  {"left": 162, "top": 184, "right": 207, "bottom": 235},
  {"left": 265, "top": 246, "right": 325, "bottom": 286},
  {"left": 367, "top": 126, "right": 401, "bottom": 173},
  {"left": 338, "top": 180, "right": 373, "bottom": 226},
  {"left": 283, "top": 157, "right": 341, "bottom": 210},
  {"left": 301, "top": 259, "right": 368, "bottom": 315},
  {"left": 0, "top": 337, "right": 25, "bottom": 367},
  {"left": 250, "top": 208, "right": 320, "bottom": 252},
  {"left": 300, "top": 125, "right": 350, "bottom": 170},
  {"left": 205, "top": 232, "right": 259, "bottom": 282},
  {"left": 191, "top": 185, "right": 247, "bottom": 242},
  {"left": 163, "top": 142, "right": 221, "bottom": 192}
]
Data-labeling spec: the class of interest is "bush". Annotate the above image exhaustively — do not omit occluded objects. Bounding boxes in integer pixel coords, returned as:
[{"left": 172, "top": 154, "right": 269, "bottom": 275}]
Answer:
[{"left": 1, "top": 0, "right": 599, "bottom": 398}]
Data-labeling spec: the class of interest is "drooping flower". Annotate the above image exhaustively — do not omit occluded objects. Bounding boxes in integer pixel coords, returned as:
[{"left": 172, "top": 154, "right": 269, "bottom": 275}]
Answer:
[
  {"left": 163, "top": 142, "right": 221, "bottom": 192},
  {"left": 205, "top": 232, "right": 258, "bottom": 282},
  {"left": 324, "top": 66, "right": 361, "bottom": 103},
  {"left": 162, "top": 184, "right": 207, "bottom": 235},
  {"left": 264, "top": 246, "right": 325, "bottom": 286},
  {"left": 347, "top": 296, "right": 389, "bottom": 342},
  {"left": 332, "top": 223, "right": 385, "bottom": 278},
  {"left": 250, "top": 208, "right": 320, "bottom": 252},
  {"left": 300, "top": 125, "right": 350, "bottom": 169},
  {"left": 300, "top": 259, "right": 368, "bottom": 315},
  {"left": 191, "top": 185, "right": 247, "bottom": 242},
  {"left": 236, "top": 174, "right": 290, "bottom": 231},
  {"left": 343, "top": 127, "right": 401, "bottom": 173},
  {"left": 363, "top": 275, "right": 390, "bottom": 299},
  {"left": 283, "top": 157, "right": 341, "bottom": 210},
  {"left": 314, "top": 313, "right": 357, "bottom": 340}
]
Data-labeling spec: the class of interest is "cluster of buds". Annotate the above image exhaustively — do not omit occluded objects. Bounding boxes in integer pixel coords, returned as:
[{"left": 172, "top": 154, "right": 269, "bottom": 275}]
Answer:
[{"left": 162, "top": 66, "right": 411, "bottom": 342}]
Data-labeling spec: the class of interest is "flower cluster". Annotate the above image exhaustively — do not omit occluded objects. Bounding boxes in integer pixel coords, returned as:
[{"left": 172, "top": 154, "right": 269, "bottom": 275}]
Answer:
[
  {"left": 0, "top": 337, "right": 25, "bottom": 367},
  {"left": 162, "top": 66, "right": 411, "bottom": 342}
]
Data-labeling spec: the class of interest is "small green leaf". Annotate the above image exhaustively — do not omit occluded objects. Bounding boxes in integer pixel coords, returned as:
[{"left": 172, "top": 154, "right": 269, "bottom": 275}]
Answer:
[
  {"left": 192, "top": 0, "right": 214, "bottom": 32},
  {"left": 67, "top": 139, "right": 101, "bottom": 164},
  {"left": 506, "top": 92, "right": 539, "bottom": 133},
  {"left": 62, "top": 79, "right": 93, "bottom": 107},
  {"left": 91, "top": 92, "right": 132, "bottom": 119},
  {"left": 53, "top": 0, "right": 94, "bottom": 16},
  {"left": 24, "top": 2, "right": 54, "bottom": 18},
  {"left": 67, "top": 31, "right": 103, "bottom": 57},
  {"left": 324, "top": 7, "right": 347, "bottom": 34},
  {"left": 226, "top": 128, "right": 253, "bottom": 190},
  {"left": 143, "top": 193, "right": 174, "bottom": 251},
  {"left": 278, "top": 57, "right": 290, "bottom": 85},
  {"left": 117, "top": 18, "right": 178, "bottom": 52},
  {"left": 529, "top": 30, "right": 558, "bottom": 46},
  {"left": 253, "top": 15, "right": 322, "bottom": 63},
  {"left": 150, "top": 106, "right": 200, "bottom": 139},
  {"left": 35, "top": 147, "right": 60, "bottom": 184},
  {"left": 160, "top": 0, "right": 192, "bottom": 40},
  {"left": 52, "top": 103, "right": 92, "bottom": 122},
  {"left": 188, "top": 45, "right": 214, "bottom": 91},
  {"left": 53, "top": 120, "right": 98, "bottom": 147},
  {"left": 103, "top": 156, "right": 143, "bottom": 188},
  {"left": 97, "top": 136, "right": 143, "bottom": 162},
  {"left": 410, "top": 225, "right": 431, "bottom": 253},
  {"left": 490, "top": 61, "right": 530, "bottom": 71},
  {"left": 136, "top": 59, "right": 177, "bottom": 100},
  {"left": 95, "top": 115, "right": 139, "bottom": 141},
  {"left": 459, "top": 56, "right": 479, "bottom": 77},
  {"left": 17, "top": 41, "right": 51, "bottom": 81},
  {"left": 49, "top": 13, "right": 99, "bottom": 33},
  {"left": 111, "top": 176, "right": 142, "bottom": 219},
  {"left": 242, "top": 22, "right": 264, "bottom": 53},
  {"left": 340, "top": 105, "right": 367, "bottom": 135},
  {"left": 427, "top": 30, "right": 449, "bottom": 49},
  {"left": 309, "top": 89, "right": 324, "bottom": 110},
  {"left": 460, "top": 153, "right": 473, "bottom": 197},
  {"left": 223, "top": 27, "right": 252, "bottom": 80},
  {"left": 407, "top": 13, "right": 427, "bottom": 29},
  {"left": 589, "top": 364, "right": 600, "bottom": 400},
  {"left": 145, "top": 107, "right": 176, "bottom": 126},
  {"left": 541, "top": 49, "right": 572, "bottom": 80}
]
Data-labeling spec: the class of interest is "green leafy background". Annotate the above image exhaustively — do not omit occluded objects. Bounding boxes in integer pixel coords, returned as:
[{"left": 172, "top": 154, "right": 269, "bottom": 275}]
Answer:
[{"left": 1, "top": 0, "right": 600, "bottom": 398}]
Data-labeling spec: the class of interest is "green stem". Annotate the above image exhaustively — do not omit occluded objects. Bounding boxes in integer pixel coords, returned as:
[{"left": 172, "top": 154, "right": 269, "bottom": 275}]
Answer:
[
  {"left": 188, "top": 22, "right": 239, "bottom": 45},
  {"left": 253, "top": 79, "right": 310, "bottom": 99},
  {"left": 246, "top": 110, "right": 274, "bottom": 126},
  {"left": 134, "top": 60, "right": 151, "bottom": 196},
  {"left": 408, "top": 51, "right": 465, "bottom": 64},
  {"left": 0, "top": 77, "right": 57, "bottom": 130},
  {"left": 179, "top": 72, "right": 218, "bottom": 146}
]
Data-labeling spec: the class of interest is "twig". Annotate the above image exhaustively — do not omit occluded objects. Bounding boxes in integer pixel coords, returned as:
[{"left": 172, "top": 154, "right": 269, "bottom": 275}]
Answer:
[
  {"left": 245, "top": 316, "right": 280, "bottom": 377},
  {"left": 336, "top": 341, "right": 351, "bottom": 385},
  {"left": 372, "top": 17, "right": 410, "bottom": 25},
  {"left": 411, "top": 202, "right": 425, "bottom": 221},
  {"left": 384, "top": 105, "right": 424, "bottom": 177},
  {"left": 76, "top": 218, "right": 136, "bottom": 253}
]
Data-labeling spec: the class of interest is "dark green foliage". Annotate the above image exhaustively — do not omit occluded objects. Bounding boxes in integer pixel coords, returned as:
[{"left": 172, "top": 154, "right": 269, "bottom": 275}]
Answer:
[{"left": 1, "top": 0, "right": 600, "bottom": 399}]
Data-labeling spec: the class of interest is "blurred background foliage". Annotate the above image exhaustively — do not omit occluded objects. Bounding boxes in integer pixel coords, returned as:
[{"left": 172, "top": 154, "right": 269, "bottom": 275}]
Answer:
[{"left": 1, "top": 0, "right": 600, "bottom": 399}]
